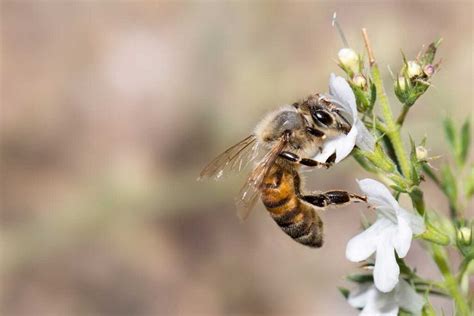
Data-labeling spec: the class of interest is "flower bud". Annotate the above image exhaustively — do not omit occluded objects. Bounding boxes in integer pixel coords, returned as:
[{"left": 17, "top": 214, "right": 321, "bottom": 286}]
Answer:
[
  {"left": 415, "top": 146, "right": 428, "bottom": 161},
  {"left": 352, "top": 74, "right": 367, "bottom": 88},
  {"left": 423, "top": 64, "right": 435, "bottom": 77},
  {"left": 406, "top": 61, "right": 422, "bottom": 78},
  {"left": 338, "top": 48, "right": 359, "bottom": 73},
  {"left": 396, "top": 76, "right": 407, "bottom": 92},
  {"left": 457, "top": 227, "right": 472, "bottom": 245}
]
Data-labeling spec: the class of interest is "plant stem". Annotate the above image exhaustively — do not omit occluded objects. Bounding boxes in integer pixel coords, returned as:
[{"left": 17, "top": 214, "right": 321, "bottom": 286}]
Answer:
[
  {"left": 362, "top": 29, "right": 412, "bottom": 180},
  {"left": 431, "top": 245, "right": 471, "bottom": 316},
  {"left": 396, "top": 104, "right": 410, "bottom": 126}
]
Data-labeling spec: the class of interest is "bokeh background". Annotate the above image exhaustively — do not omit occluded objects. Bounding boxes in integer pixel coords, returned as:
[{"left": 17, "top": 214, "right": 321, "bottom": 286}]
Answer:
[{"left": 1, "top": 1, "right": 473, "bottom": 315}]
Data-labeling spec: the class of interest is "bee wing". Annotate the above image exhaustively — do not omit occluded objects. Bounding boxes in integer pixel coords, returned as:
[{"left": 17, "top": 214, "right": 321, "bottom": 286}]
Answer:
[
  {"left": 235, "top": 134, "right": 289, "bottom": 221},
  {"left": 198, "top": 135, "right": 259, "bottom": 180}
]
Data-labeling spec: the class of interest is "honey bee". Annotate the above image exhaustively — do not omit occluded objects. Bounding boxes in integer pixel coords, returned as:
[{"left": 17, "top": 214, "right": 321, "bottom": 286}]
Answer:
[{"left": 199, "top": 93, "right": 367, "bottom": 247}]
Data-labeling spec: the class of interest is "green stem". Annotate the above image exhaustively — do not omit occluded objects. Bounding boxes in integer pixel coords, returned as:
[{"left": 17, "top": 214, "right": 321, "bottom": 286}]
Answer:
[
  {"left": 431, "top": 245, "right": 471, "bottom": 315},
  {"left": 396, "top": 104, "right": 410, "bottom": 126},
  {"left": 371, "top": 65, "right": 412, "bottom": 180}
]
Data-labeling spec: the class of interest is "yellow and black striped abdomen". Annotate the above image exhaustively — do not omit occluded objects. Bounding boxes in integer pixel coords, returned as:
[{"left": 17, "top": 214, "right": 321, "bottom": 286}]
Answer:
[{"left": 260, "top": 163, "right": 323, "bottom": 248}]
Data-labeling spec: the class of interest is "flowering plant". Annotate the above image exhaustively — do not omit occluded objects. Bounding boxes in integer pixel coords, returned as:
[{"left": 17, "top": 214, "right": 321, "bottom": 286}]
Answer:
[{"left": 326, "top": 18, "right": 473, "bottom": 316}]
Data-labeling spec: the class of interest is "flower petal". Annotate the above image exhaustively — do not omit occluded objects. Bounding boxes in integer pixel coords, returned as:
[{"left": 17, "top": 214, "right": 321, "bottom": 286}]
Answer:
[
  {"left": 373, "top": 231, "right": 400, "bottom": 292},
  {"left": 393, "top": 214, "right": 413, "bottom": 258},
  {"left": 397, "top": 279, "right": 424, "bottom": 316},
  {"left": 355, "top": 120, "right": 375, "bottom": 152},
  {"left": 360, "top": 290, "right": 399, "bottom": 316},
  {"left": 334, "top": 125, "right": 358, "bottom": 163},
  {"left": 313, "top": 136, "right": 338, "bottom": 163},
  {"left": 313, "top": 126, "right": 358, "bottom": 163},
  {"left": 398, "top": 207, "right": 425, "bottom": 235},
  {"left": 346, "top": 219, "right": 391, "bottom": 262},
  {"left": 347, "top": 283, "right": 373, "bottom": 308},
  {"left": 328, "top": 73, "right": 357, "bottom": 116},
  {"left": 357, "top": 178, "right": 399, "bottom": 211}
]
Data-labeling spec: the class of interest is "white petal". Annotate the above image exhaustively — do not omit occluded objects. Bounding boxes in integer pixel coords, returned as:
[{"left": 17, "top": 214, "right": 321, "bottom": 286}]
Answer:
[
  {"left": 313, "top": 118, "right": 358, "bottom": 163},
  {"left": 397, "top": 279, "right": 424, "bottom": 315},
  {"left": 347, "top": 283, "right": 373, "bottom": 308},
  {"left": 373, "top": 232, "right": 400, "bottom": 292},
  {"left": 376, "top": 206, "right": 399, "bottom": 224},
  {"left": 360, "top": 291, "right": 399, "bottom": 316},
  {"left": 346, "top": 219, "right": 391, "bottom": 262},
  {"left": 355, "top": 120, "right": 375, "bottom": 152},
  {"left": 334, "top": 125, "right": 358, "bottom": 162},
  {"left": 328, "top": 73, "right": 357, "bottom": 116},
  {"left": 393, "top": 215, "right": 413, "bottom": 258},
  {"left": 357, "top": 178, "right": 399, "bottom": 211},
  {"left": 313, "top": 136, "right": 338, "bottom": 163},
  {"left": 398, "top": 207, "right": 425, "bottom": 235}
]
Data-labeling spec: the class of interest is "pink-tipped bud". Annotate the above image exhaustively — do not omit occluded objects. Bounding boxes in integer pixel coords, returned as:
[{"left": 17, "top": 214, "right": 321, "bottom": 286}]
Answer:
[{"left": 423, "top": 64, "right": 435, "bottom": 77}]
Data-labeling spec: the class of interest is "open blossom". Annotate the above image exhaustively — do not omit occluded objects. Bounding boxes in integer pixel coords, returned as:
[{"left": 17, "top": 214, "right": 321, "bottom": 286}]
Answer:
[
  {"left": 314, "top": 74, "right": 375, "bottom": 163},
  {"left": 348, "top": 279, "right": 424, "bottom": 316},
  {"left": 346, "top": 179, "right": 425, "bottom": 292}
]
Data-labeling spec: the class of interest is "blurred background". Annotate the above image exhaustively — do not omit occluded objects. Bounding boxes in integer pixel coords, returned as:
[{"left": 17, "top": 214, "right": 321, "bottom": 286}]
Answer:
[{"left": 1, "top": 1, "right": 472, "bottom": 315}]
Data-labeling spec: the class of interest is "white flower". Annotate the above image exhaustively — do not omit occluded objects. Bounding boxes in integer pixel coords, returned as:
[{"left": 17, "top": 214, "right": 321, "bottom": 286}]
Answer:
[
  {"left": 348, "top": 279, "right": 424, "bottom": 316},
  {"left": 313, "top": 74, "right": 375, "bottom": 163},
  {"left": 338, "top": 48, "right": 360, "bottom": 73},
  {"left": 346, "top": 179, "right": 425, "bottom": 292}
]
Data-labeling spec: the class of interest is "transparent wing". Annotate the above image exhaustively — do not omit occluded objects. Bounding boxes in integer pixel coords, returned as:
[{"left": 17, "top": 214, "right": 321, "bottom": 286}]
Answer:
[
  {"left": 236, "top": 134, "right": 289, "bottom": 221},
  {"left": 198, "top": 135, "right": 258, "bottom": 181}
]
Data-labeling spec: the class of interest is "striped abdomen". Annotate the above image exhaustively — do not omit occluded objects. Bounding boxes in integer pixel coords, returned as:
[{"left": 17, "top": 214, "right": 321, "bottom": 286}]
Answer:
[{"left": 260, "top": 162, "right": 323, "bottom": 248}]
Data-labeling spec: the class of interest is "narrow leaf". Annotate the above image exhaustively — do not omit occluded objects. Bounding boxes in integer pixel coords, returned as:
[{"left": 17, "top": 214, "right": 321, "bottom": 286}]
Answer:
[
  {"left": 338, "top": 287, "right": 350, "bottom": 299},
  {"left": 443, "top": 117, "right": 457, "bottom": 151},
  {"left": 459, "top": 119, "right": 471, "bottom": 166}
]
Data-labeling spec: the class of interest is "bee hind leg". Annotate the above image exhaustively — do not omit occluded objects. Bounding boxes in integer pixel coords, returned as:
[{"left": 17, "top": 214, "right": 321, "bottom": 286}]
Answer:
[{"left": 301, "top": 190, "right": 367, "bottom": 208}]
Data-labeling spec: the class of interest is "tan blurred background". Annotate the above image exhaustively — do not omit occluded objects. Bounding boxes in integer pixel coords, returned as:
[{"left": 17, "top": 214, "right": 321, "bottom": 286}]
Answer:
[{"left": 1, "top": 1, "right": 473, "bottom": 315}]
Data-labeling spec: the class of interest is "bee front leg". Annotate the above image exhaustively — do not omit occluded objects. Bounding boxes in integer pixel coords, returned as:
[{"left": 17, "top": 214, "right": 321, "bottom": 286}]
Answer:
[
  {"left": 301, "top": 191, "right": 367, "bottom": 208},
  {"left": 279, "top": 151, "right": 332, "bottom": 169}
]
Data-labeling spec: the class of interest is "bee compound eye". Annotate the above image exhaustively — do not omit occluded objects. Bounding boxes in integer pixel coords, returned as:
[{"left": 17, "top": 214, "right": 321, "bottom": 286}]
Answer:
[{"left": 313, "top": 110, "right": 333, "bottom": 126}]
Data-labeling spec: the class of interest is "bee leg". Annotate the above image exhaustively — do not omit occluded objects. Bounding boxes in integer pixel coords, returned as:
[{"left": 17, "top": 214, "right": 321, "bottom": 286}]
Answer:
[
  {"left": 301, "top": 190, "right": 367, "bottom": 208},
  {"left": 279, "top": 151, "right": 332, "bottom": 169}
]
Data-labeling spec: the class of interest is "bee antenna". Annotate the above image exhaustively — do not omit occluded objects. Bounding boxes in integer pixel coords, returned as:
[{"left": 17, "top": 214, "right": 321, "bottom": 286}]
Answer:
[{"left": 332, "top": 12, "right": 349, "bottom": 48}]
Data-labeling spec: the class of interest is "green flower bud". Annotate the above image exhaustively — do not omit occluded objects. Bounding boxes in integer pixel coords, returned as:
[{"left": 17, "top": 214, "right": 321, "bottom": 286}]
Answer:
[
  {"left": 338, "top": 48, "right": 359, "bottom": 73},
  {"left": 396, "top": 76, "right": 407, "bottom": 92},
  {"left": 457, "top": 227, "right": 472, "bottom": 246}
]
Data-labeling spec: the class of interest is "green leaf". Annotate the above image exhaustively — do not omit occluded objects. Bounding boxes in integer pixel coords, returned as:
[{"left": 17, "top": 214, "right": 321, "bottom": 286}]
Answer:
[
  {"left": 418, "top": 221, "right": 451, "bottom": 246},
  {"left": 338, "top": 287, "right": 350, "bottom": 299},
  {"left": 443, "top": 117, "right": 457, "bottom": 151},
  {"left": 441, "top": 165, "right": 458, "bottom": 203},
  {"left": 409, "top": 186, "right": 425, "bottom": 216},
  {"left": 465, "top": 166, "right": 474, "bottom": 199},
  {"left": 369, "top": 81, "right": 377, "bottom": 111},
  {"left": 351, "top": 84, "right": 370, "bottom": 112},
  {"left": 409, "top": 136, "right": 421, "bottom": 184},
  {"left": 422, "top": 302, "right": 437, "bottom": 316},
  {"left": 347, "top": 274, "right": 373, "bottom": 283},
  {"left": 459, "top": 119, "right": 471, "bottom": 166}
]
